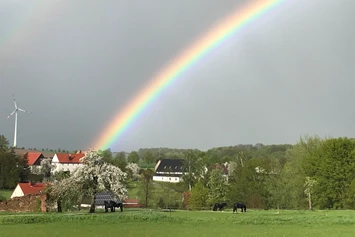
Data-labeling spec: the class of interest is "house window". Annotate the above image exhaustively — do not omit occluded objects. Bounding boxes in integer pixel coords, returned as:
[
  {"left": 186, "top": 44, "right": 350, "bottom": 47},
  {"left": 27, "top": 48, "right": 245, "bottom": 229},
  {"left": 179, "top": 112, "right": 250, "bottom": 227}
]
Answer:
[
  {"left": 175, "top": 178, "right": 177, "bottom": 180},
  {"left": 169, "top": 178, "right": 171, "bottom": 180}
]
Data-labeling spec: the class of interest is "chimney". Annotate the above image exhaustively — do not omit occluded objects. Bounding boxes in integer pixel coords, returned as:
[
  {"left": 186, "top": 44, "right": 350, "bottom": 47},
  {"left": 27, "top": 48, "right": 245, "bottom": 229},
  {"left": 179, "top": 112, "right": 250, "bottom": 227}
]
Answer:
[
  {"left": 69, "top": 154, "right": 73, "bottom": 160},
  {"left": 29, "top": 181, "right": 33, "bottom": 187}
]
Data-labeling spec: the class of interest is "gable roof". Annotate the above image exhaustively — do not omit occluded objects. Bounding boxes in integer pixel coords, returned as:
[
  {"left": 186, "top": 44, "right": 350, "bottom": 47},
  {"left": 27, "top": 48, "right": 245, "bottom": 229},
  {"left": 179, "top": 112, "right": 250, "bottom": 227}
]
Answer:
[
  {"left": 54, "top": 153, "right": 85, "bottom": 163},
  {"left": 26, "top": 152, "right": 44, "bottom": 165},
  {"left": 18, "top": 182, "right": 46, "bottom": 195},
  {"left": 155, "top": 159, "right": 185, "bottom": 172}
]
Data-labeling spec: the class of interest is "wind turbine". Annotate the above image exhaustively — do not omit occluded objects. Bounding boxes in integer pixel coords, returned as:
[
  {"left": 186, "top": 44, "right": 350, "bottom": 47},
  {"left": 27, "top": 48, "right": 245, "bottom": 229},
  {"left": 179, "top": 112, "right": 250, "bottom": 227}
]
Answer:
[{"left": 7, "top": 95, "right": 31, "bottom": 148}]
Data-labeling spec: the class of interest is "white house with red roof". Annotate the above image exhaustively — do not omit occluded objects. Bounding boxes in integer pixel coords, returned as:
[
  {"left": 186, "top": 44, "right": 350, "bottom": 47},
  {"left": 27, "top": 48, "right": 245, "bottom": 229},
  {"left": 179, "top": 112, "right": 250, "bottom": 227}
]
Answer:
[
  {"left": 51, "top": 152, "right": 85, "bottom": 173},
  {"left": 10, "top": 182, "right": 46, "bottom": 199}
]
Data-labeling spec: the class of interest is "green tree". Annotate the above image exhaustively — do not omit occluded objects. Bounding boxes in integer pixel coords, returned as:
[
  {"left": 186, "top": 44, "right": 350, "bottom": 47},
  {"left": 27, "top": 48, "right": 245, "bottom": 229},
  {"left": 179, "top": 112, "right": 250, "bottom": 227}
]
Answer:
[
  {"left": 0, "top": 149, "right": 19, "bottom": 188},
  {"left": 207, "top": 168, "right": 229, "bottom": 205},
  {"left": 309, "top": 137, "right": 355, "bottom": 209},
  {"left": 143, "top": 150, "right": 155, "bottom": 167},
  {"left": 189, "top": 180, "right": 209, "bottom": 210},
  {"left": 137, "top": 169, "right": 155, "bottom": 208},
  {"left": 114, "top": 151, "right": 127, "bottom": 172},
  {"left": 181, "top": 149, "right": 203, "bottom": 191},
  {"left": 0, "top": 135, "right": 9, "bottom": 152},
  {"left": 127, "top": 151, "right": 140, "bottom": 163},
  {"left": 98, "top": 148, "right": 113, "bottom": 163},
  {"left": 19, "top": 152, "right": 30, "bottom": 182}
]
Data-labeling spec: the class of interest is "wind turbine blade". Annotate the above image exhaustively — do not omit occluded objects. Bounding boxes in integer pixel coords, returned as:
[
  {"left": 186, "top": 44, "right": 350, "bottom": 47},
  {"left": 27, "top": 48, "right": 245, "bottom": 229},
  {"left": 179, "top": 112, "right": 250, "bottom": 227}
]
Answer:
[
  {"left": 18, "top": 108, "right": 31, "bottom": 114},
  {"left": 7, "top": 109, "right": 17, "bottom": 119},
  {"left": 13, "top": 94, "right": 17, "bottom": 109}
]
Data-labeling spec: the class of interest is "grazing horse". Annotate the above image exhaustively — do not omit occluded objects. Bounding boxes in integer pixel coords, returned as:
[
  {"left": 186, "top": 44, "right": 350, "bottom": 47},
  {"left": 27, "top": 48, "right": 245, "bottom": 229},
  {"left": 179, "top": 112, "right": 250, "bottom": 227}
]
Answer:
[
  {"left": 104, "top": 200, "right": 123, "bottom": 213},
  {"left": 233, "top": 202, "right": 246, "bottom": 213},
  {"left": 213, "top": 202, "right": 227, "bottom": 211}
]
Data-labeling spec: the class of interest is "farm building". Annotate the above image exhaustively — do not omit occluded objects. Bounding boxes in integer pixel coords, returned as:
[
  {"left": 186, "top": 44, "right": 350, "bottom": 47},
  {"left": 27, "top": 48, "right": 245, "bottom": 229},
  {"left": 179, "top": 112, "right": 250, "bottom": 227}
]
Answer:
[{"left": 153, "top": 159, "right": 185, "bottom": 183}]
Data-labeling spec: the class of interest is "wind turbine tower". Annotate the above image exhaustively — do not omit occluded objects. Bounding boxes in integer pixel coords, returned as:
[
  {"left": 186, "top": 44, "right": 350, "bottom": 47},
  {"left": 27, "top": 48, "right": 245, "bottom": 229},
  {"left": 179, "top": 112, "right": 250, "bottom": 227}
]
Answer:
[{"left": 7, "top": 95, "right": 31, "bottom": 148}]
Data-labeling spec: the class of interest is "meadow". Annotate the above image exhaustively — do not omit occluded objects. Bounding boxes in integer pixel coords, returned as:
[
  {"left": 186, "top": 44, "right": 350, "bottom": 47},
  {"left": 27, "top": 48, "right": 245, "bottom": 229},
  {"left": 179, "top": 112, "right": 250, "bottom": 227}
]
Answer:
[
  {"left": 0, "top": 190, "right": 12, "bottom": 201},
  {"left": 1, "top": 209, "right": 355, "bottom": 237}
]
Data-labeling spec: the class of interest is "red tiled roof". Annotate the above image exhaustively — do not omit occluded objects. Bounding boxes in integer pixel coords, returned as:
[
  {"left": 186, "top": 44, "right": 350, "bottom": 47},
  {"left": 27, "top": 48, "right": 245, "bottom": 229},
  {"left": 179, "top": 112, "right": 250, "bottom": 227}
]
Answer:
[
  {"left": 26, "top": 152, "right": 43, "bottom": 165},
  {"left": 18, "top": 182, "right": 46, "bottom": 195},
  {"left": 55, "top": 153, "right": 85, "bottom": 163}
]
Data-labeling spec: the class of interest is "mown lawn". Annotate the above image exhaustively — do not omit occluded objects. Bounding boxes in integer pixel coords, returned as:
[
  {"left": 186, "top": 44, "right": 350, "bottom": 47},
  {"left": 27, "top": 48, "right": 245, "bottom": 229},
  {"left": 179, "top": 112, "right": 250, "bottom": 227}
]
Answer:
[{"left": 1, "top": 209, "right": 355, "bottom": 236}]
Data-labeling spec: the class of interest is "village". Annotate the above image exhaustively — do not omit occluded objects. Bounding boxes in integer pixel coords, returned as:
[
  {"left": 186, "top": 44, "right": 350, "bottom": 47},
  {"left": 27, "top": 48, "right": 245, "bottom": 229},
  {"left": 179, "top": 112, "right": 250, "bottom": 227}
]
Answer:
[{"left": 1, "top": 146, "right": 235, "bottom": 213}]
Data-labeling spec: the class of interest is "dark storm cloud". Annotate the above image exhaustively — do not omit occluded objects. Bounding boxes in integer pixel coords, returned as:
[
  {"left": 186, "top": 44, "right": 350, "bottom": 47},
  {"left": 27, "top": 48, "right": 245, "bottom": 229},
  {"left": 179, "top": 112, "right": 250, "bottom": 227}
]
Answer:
[{"left": 0, "top": 0, "right": 354, "bottom": 151}]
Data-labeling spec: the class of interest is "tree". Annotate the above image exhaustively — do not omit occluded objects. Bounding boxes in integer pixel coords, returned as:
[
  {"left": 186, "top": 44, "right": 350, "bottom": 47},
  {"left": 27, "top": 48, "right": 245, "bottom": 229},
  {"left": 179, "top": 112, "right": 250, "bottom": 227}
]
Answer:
[
  {"left": 0, "top": 149, "right": 19, "bottom": 188},
  {"left": 98, "top": 148, "right": 113, "bottom": 163},
  {"left": 137, "top": 169, "right": 154, "bottom": 208},
  {"left": 304, "top": 176, "right": 316, "bottom": 210},
  {"left": 181, "top": 149, "right": 203, "bottom": 191},
  {"left": 189, "top": 180, "right": 209, "bottom": 210},
  {"left": 18, "top": 152, "right": 30, "bottom": 182},
  {"left": 0, "top": 135, "right": 9, "bottom": 152},
  {"left": 308, "top": 137, "right": 355, "bottom": 209},
  {"left": 51, "top": 151, "right": 127, "bottom": 213},
  {"left": 126, "top": 162, "right": 140, "bottom": 180},
  {"left": 143, "top": 150, "right": 155, "bottom": 167},
  {"left": 127, "top": 151, "right": 140, "bottom": 164},
  {"left": 207, "top": 168, "right": 229, "bottom": 205},
  {"left": 40, "top": 158, "right": 54, "bottom": 181},
  {"left": 114, "top": 152, "right": 127, "bottom": 172}
]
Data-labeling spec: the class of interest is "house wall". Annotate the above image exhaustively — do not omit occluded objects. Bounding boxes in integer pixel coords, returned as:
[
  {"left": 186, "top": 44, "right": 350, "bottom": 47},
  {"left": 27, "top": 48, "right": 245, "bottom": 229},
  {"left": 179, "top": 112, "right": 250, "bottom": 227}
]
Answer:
[
  {"left": 52, "top": 162, "right": 82, "bottom": 173},
  {"left": 10, "top": 185, "right": 24, "bottom": 199},
  {"left": 153, "top": 175, "right": 181, "bottom": 183},
  {"left": 51, "top": 154, "right": 82, "bottom": 173}
]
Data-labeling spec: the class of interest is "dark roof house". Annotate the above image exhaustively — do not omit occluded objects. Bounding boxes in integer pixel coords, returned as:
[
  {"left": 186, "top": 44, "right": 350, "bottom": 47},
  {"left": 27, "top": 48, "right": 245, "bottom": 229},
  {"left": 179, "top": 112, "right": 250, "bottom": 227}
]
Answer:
[{"left": 153, "top": 159, "right": 185, "bottom": 183}]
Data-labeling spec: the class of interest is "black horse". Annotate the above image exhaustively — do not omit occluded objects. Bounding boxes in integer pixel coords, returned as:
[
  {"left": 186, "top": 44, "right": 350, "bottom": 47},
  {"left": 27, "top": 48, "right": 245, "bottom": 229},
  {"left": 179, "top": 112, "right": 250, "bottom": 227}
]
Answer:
[
  {"left": 213, "top": 202, "right": 227, "bottom": 211},
  {"left": 104, "top": 200, "right": 123, "bottom": 213},
  {"left": 233, "top": 202, "right": 246, "bottom": 213}
]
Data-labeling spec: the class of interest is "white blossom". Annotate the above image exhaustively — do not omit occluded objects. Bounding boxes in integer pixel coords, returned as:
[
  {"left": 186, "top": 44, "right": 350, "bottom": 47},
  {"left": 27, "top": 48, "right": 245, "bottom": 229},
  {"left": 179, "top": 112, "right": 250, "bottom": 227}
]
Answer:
[
  {"left": 126, "top": 162, "right": 140, "bottom": 180},
  {"left": 50, "top": 151, "right": 128, "bottom": 209}
]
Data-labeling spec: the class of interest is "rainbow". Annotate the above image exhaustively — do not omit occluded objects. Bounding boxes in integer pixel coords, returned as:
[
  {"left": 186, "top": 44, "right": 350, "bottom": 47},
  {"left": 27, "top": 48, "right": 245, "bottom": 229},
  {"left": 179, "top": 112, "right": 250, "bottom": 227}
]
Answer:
[{"left": 94, "top": 0, "right": 286, "bottom": 150}]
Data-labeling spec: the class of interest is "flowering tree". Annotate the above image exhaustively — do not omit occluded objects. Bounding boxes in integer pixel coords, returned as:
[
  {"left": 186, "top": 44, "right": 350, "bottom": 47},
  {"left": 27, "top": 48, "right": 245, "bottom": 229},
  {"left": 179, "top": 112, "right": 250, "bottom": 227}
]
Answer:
[
  {"left": 48, "top": 151, "right": 128, "bottom": 213},
  {"left": 126, "top": 162, "right": 140, "bottom": 180},
  {"left": 40, "top": 158, "right": 54, "bottom": 181}
]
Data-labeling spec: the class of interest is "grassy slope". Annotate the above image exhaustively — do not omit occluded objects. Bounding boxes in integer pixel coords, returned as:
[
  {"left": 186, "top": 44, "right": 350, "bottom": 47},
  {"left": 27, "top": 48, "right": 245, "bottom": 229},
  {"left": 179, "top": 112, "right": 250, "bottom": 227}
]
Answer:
[{"left": 1, "top": 210, "right": 355, "bottom": 236}]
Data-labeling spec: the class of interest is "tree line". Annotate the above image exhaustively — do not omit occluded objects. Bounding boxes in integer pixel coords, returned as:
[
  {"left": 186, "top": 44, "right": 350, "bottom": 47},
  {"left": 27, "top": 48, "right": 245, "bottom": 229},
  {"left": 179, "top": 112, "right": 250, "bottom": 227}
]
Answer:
[{"left": 2, "top": 133, "right": 355, "bottom": 211}]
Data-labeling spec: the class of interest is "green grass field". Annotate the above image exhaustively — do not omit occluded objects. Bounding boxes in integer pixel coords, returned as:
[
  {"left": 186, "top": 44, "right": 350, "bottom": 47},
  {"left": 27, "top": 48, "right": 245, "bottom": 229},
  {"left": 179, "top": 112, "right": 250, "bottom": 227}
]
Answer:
[
  {"left": 0, "top": 190, "right": 12, "bottom": 200},
  {"left": 1, "top": 209, "right": 355, "bottom": 236}
]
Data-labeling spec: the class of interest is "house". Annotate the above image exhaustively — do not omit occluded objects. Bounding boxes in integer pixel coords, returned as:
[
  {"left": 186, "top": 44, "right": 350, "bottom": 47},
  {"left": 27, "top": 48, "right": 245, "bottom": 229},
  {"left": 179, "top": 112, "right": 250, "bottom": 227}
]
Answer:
[
  {"left": 26, "top": 152, "right": 45, "bottom": 173},
  {"left": 153, "top": 159, "right": 185, "bottom": 183},
  {"left": 10, "top": 182, "right": 46, "bottom": 199},
  {"left": 51, "top": 152, "right": 85, "bottom": 173}
]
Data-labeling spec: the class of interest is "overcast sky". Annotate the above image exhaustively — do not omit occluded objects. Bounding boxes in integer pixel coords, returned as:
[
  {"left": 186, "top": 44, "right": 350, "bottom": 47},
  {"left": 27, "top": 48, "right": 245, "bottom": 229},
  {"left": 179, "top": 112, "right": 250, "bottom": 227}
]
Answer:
[{"left": 0, "top": 0, "right": 354, "bottom": 152}]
